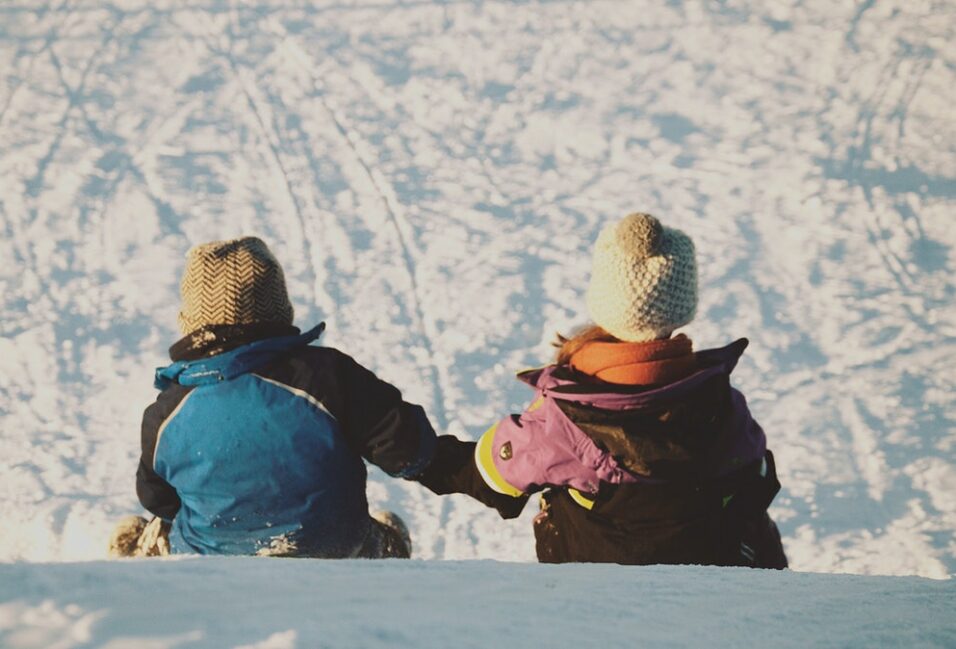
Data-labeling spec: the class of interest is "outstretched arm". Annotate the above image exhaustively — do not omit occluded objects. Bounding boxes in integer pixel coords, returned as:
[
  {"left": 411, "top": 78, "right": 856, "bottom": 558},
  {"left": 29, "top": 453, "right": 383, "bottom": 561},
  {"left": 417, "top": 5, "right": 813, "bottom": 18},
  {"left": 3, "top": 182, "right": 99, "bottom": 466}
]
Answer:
[
  {"left": 325, "top": 348, "right": 439, "bottom": 478},
  {"left": 471, "top": 397, "right": 629, "bottom": 499},
  {"left": 292, "top": 347, "right": 528, "bottom": 517},
  {"left": 415, "top": 435, "right": 528, "bottom": 519}
]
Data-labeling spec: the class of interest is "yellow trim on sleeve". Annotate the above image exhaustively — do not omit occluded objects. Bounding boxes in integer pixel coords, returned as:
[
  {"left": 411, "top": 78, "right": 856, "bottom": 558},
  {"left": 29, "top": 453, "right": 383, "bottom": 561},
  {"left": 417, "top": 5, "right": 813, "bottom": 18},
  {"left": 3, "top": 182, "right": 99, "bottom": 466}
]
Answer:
[
  {"left": 475, "top": 423, "right": 525, "bottom": 498},
  {"left": 527, "top": 397, "right": 545, "bottom": 413},
  {"left": 568, "top": 488, "right": 596, "bottom": 510}
]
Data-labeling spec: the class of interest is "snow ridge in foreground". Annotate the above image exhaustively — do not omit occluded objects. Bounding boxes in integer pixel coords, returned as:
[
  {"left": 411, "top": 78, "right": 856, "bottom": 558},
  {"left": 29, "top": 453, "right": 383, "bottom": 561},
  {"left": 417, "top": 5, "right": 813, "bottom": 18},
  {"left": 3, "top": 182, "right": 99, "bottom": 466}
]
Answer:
[{"left": 1, "top": 559, "right": 954, "bottom": 649}]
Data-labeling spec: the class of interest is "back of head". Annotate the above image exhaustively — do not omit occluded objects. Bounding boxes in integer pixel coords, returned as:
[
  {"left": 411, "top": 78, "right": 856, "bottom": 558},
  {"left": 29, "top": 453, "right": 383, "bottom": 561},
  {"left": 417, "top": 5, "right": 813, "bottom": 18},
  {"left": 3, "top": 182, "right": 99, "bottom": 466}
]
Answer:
[
  {"left": 178, "top": 236, "right": 294, "bottom": 335},
  {"left": 585, "top": 213, "right": 697, "bottom": 342}
]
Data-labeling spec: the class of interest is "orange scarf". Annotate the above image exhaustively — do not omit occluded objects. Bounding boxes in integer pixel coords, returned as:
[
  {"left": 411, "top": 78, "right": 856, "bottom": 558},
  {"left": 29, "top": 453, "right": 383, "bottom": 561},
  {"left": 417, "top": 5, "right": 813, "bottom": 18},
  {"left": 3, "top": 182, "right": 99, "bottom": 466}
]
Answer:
[{"left": 570, "top": 335, "right": 697, "bottom": 386}]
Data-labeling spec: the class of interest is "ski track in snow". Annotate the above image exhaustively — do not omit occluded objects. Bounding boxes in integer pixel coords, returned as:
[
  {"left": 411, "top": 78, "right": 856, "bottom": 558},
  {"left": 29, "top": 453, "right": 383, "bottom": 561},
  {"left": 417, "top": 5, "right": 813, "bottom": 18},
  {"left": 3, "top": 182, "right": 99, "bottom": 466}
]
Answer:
[{"left": 0, "top": 0, "right": 954, "bottom": 577}]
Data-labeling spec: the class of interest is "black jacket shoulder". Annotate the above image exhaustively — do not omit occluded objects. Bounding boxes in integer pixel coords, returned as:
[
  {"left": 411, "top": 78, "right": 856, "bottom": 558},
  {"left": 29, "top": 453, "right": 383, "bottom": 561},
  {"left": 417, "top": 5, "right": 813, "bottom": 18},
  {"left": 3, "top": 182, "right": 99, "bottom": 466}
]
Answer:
[
  {"left": 250, "top": 345, "right": 438, "bottom": 478},
  {"left": 137, "top": 383, "right": 192, "bottom": 520}
]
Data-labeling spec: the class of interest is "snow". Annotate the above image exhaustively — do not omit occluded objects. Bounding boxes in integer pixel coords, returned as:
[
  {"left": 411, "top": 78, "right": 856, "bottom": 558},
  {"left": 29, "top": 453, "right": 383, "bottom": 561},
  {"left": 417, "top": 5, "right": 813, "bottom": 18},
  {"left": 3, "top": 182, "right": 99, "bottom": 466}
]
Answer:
[
  {"left": 1, "top": 0, "right": 955, "bottom": 644},
  {"left": 1, "top": 558, "right": 954, "bottom": 649}
]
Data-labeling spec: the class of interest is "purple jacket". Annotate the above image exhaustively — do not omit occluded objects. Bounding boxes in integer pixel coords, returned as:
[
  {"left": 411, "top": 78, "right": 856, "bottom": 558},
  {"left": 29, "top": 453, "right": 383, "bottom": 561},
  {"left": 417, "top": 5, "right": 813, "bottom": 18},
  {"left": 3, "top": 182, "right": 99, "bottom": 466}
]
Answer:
[{"left": 475, "top": 339, "right": 767, "bottom": 499}]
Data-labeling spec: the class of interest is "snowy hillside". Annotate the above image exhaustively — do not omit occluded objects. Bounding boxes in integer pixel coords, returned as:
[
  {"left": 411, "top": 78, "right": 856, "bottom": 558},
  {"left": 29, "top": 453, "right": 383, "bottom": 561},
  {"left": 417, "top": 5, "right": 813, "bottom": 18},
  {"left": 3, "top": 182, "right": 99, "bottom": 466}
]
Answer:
[{"left": 1, "top": 0, "right": 955, "bottom": 591}]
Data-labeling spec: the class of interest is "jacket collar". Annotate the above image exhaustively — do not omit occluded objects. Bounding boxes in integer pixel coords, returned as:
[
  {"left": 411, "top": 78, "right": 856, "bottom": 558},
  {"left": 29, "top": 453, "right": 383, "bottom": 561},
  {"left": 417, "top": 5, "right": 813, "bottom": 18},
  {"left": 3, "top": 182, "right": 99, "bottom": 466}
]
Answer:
[
  {"left": 169, "top": 322, "right": 302, "bottom": 362},
  {"left": 155, "top": 323, "right": 325, "bottom": 389},
  {"left": 519, "top": 338, "right": 750, "bottom": 410}
]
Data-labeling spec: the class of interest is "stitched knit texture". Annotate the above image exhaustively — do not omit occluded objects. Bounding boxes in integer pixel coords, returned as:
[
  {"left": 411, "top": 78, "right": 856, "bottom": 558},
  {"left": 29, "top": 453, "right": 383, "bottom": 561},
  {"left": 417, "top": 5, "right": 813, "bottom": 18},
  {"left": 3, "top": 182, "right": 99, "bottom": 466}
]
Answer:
[
  {"left": 178, "top": 237, "right": 294, "bottom": 335},
  {"left": 586, "top": 213, "right": 697, "bottom": 342}
]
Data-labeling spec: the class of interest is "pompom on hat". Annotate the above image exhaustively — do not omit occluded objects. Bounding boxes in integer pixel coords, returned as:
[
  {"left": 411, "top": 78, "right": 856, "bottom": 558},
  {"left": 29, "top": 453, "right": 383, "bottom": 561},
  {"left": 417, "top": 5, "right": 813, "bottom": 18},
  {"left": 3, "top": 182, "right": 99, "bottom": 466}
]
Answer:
[
  {"left": 178, "top": 236, "right": 294, "bottom": 335},
  {"left": 585, "top": 213, "right": 697, "bottom": 342}
]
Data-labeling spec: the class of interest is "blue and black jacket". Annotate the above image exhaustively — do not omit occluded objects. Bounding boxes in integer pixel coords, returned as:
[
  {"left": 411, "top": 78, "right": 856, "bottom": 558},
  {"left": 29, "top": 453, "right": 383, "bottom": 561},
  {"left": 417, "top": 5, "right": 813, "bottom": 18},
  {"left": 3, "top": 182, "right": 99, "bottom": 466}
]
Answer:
[{"left": 137, "top": 322, "right": 441, "bottom": 557}]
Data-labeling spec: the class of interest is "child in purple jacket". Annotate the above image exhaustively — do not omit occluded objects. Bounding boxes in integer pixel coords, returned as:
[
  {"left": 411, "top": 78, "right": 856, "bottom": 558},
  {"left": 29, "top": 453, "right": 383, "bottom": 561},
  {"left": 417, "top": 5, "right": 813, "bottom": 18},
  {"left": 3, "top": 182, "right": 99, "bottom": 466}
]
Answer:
[{"left": 471, "top": 214, "right": 788, "bottom": 566}]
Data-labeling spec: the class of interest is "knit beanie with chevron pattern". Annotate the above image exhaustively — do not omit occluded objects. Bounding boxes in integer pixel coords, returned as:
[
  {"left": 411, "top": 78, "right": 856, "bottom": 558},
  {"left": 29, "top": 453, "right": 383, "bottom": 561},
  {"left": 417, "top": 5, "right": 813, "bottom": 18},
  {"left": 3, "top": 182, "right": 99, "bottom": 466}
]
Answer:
[
  {"left": 586, "top": 213, "right": 697, "bottom": 343},
  {"left": 178, "top": 237, "right": 294, "bottom": 335}
]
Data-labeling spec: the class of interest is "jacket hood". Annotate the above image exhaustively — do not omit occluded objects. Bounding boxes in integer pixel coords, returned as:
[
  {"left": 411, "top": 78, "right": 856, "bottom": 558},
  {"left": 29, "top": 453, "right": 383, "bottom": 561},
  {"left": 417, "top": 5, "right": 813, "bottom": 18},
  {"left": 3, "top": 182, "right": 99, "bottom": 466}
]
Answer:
[
  {"left": 521, "top": 338, "right": 749, "bottom": 410},
  {"left": 155, "top": 323, "right": 325, "bottom": 389},
  {"left": 521, "top": 338, "right": 763, "bottom": 481}
]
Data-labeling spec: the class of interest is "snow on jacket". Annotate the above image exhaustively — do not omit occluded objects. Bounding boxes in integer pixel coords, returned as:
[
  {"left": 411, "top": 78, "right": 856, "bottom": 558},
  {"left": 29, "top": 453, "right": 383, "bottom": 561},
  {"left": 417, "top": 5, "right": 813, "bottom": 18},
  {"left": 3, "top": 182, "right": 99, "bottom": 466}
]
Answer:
[
  {"left": 136, "top": 323, "right": 437, "bottom": 557},
  {"left": 475, "top": 338, "right": 767, "bottom": 502}
]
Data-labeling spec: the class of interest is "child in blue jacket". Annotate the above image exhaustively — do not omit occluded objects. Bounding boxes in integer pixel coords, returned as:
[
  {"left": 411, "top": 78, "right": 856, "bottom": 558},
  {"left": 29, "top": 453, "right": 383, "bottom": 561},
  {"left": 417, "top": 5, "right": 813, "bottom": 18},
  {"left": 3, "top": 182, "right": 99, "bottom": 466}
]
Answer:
[{"left": 109, "top": 237, "right": 512, "bottom": 559}]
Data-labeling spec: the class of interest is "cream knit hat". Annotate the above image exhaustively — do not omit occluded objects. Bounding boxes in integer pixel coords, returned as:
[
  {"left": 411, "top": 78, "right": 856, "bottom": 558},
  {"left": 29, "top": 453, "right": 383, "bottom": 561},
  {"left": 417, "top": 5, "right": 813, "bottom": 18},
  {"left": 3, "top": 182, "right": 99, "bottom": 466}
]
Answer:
[
  {"left": 178, "top": 237, "right": 294, "bottom": 335},
  {"left": 585, "top": 213, "right": 697, "bottom": 342}
]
